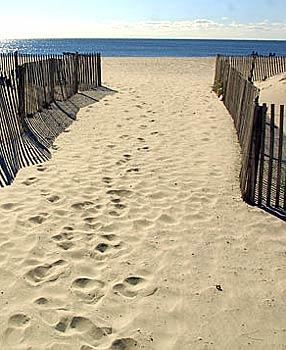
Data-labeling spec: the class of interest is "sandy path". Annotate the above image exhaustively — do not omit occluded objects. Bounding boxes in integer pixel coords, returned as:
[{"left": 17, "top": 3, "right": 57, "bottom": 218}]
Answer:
[{"left": 0, "top": 58, "right": 285, "bottom": 350}]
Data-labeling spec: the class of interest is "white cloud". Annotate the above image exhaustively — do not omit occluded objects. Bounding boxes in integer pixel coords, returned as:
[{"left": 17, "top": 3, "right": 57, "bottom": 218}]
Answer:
[{"left": 0, "top": 17, "right": 285, "bottom": 40}]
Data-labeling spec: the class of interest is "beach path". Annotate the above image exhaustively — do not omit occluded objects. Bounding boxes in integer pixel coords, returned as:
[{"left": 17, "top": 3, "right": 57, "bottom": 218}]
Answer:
[{"left": 0, "top": 58, "right": 285, "bottom": 350}]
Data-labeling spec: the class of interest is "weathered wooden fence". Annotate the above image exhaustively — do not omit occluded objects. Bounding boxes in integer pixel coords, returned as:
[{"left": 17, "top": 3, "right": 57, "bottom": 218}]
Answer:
[
  {"left": 0, "top": 71, "right": 50, "bottom": 186},
  {"left": 216, "top": 54, "right": 286, "bottom": 82},
  {"left": 0, "top": 51, "right": 102, "bottom": 186},
  {"left": 257, "top": 103, "right": 286, "bottom": 217},
  {"left": 214, "top": 55, "right": 286, "bottom": 220}
]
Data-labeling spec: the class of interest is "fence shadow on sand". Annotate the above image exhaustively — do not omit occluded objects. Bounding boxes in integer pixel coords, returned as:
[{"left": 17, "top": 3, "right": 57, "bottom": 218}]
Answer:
[
  {"left": 0, "top": 86, "right": 116, "bottom": 187},
  {"left": 0, "top": 51, "right": 116, "bottom": 187}
]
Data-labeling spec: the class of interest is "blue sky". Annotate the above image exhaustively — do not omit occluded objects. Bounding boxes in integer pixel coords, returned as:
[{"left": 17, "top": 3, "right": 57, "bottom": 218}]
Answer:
[{"left": 0, "top": 0, "right": 285, "bottom": 39}]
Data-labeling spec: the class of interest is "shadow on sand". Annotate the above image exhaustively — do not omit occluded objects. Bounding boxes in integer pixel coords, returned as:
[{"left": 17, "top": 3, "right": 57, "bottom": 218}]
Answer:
[{"left": 0, "top": 86, "right": 116, "bottom": 187}]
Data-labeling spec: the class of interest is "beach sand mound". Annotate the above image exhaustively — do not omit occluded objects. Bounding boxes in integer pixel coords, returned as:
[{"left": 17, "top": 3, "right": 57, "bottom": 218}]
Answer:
[
  {"left": 256, "top": 72, "right": 286, "bottom": 105},
  {"left": 0, "top": 58, "right": 285, "bottom": 350}
]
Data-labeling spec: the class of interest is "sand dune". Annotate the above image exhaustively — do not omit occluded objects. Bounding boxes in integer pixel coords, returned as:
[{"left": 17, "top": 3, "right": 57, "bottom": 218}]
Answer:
[
  {"left": 0, "top": 58, "right": 285, "bottom": 350},
  {"left": 257, "top": 71, "right": 286, "bottom": 106}
]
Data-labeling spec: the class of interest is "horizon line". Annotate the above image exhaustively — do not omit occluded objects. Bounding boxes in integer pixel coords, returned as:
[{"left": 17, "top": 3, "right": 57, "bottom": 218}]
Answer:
[{"left": 1, "top": 37, "right": 286, "bottom": 42}]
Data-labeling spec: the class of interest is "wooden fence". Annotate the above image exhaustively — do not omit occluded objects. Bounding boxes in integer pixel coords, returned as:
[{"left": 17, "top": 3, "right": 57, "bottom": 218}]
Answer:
[
  {"left": 257, "top": 104, "right": 286, "bottom": 216},
  {"left": 216, "top": 54, "right": 286, "bottom": 82},
  {"left": 0, "top": 51, "right": 102, "bottom": 186},
  {"left": 214, "top": 55, "right": 286, "bottom": 220},
  {"left": 0, "top": 71, "right": 51, "bottom": 186}
]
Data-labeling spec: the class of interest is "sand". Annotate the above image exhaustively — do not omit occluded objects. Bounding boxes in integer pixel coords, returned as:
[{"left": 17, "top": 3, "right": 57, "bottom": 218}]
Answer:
[
  {"left": 256, "top": 71, "right": 286, "bottom": 106},
  {"left": 0, "top": 57, "right": 285, "bottom": 350}
]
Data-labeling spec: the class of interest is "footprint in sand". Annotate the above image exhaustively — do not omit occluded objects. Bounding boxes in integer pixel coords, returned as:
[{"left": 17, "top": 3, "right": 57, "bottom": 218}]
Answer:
[
  {"left": 37, "top": 165, "right": 47, "bottom": 172},
  {"left": 123, "top": 154, "right": 132, "bottom": 160},
  {"left": 0, "top": 202, "right": 17, "bottom": 211},
  {"left": 90, "top": 234, "right": 127, "bottom": 260},
  {"left": 70, "top": 277, "right": 106, "bottom": 304},
  {"left": 56, "top": 241, "right": 74, "bottom": 251},
  {"left": 34, "top": 297, "right": 49, "bottom": 306},
  {"left": 109, "top": 211, "right": 121, "bottom": 217},
  {"left": 113, "top": 276, "right": 157, "bottom": 299},
  {"left": 116, "top": 159, "right": 128, "bottom": 166},
  {"left": 83, "top": 216, "right": 102, "bottom": 230},
  {"left": 52, "top": 228, "right": 75, "bottom": 251},
  {"left": 71, "top": 201, "right": 94, "bottom": 210},
  {"left": 110, "top": 338, "right": 138, "bottom": 350},
  {"left": 52, "top": 230, "right": 74, "bottom": 242},
  {"left": 106, "top": 189, "right": 133, "bottom": 198},
  {"left": 102, "top": 177, "right": 113, "bottom": 185},
  {"left": 22, "top": 177, "right": 38, "bottom": 186},
  {"left": 137, "top": 146, "right": 149, "bottom": 151},
  {"left": 119, "top": 134, "right": 130, "bottom": 139},
  {"left": 113, "top": 203, "right": 127, "bottom": 210},
  {"left": 25, "top": 259, "right": 69, "bottom": 286},
  {"left": 95, "top": 242, "right": 110, "bottom": 254},
  {"left": 126, "top": 168, "right": 139, "bottom": 174},
  {"left": 83, "top": 217, "right": 99, "bottom": 225},
  {"left": 3, "top": 313, "right": 31, "bottom": 347},
  {"left": 46, "top": 194, "right": 61, "bottom": 203},
  {"left": 95, "top": 241, "right": 125, "bottom": 255},
  {"left": 54, "top": 315, "right": 112, "bottom": 345},
  {"left": 8, "top": 313, "right": 30, "bottom": 328},
  {"left": 83, "top": 216, "right": 102, "bottom": 232},
  {"left": 100, "top": 233, "right": 118, "bottom": 241},
  {"left": 28, "top": 212, "right": 49, "bottom": 225}
]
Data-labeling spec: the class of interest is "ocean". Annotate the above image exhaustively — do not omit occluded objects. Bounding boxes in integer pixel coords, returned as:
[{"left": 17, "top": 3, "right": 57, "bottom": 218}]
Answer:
[{"left": 0, "top": 38, "right": 286, "bottom": 57}]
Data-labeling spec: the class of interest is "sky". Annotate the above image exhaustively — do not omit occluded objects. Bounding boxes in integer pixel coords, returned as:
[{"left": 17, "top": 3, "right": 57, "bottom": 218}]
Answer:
[{"left": 0, "top": 0, "right": 285, "bottom": 40}]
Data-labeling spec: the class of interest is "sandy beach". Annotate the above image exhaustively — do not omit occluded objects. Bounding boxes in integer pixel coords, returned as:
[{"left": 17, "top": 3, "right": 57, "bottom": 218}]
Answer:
[
  {"left": 0, "top": 57, "right": 285, "bottom": 350},
  {"left": 257, "top": 71, "right": 286, "bottom": 106}
]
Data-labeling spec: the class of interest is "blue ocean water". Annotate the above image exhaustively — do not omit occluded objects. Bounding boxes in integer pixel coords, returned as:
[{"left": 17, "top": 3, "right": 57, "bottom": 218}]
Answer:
[{"left": 0, "top": 38, "right": 286, "bottom": 57}]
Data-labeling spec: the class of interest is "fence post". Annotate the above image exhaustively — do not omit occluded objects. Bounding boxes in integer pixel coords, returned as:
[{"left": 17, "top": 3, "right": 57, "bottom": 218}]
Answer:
[
  {"left": 244, "top": 98, "right": 263, "bottom": 204},
  {"left": 17, "top": 65, "right": 26, "bottom": 132},
  {"left": 248, "top": 56, "right": 256, "bottom": 83},
  {"left": 14, "top": 51, "right": 19, "bottom": 76},
  {"left": 49, "top": 58, "right": 56, "bottom": 102},
  {"left": 214, "top": 54, "right": 220, "bottom": 85},
  {"left": 75, "top": 52, "right": 79, "bottom": 93},
  {"left": 97, "top": 53, "right": 102, "bottom": 87},
  {"left": 14, "top": 50, "right": 20, "bottom": 113}
]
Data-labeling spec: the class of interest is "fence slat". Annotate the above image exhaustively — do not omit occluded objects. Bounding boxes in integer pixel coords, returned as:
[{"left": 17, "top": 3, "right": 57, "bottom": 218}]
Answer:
[
  {"left": 266, "top": 104, "right": 275, "bottom": 207},
  {"left": 275, "top": 105, "right": 284, "bottom": 208}
]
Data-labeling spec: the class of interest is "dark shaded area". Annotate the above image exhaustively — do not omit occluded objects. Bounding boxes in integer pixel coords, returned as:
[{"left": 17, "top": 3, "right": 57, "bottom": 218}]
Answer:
[{"left": 255, "top": 107, "right": 286, "bottom": 220}]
